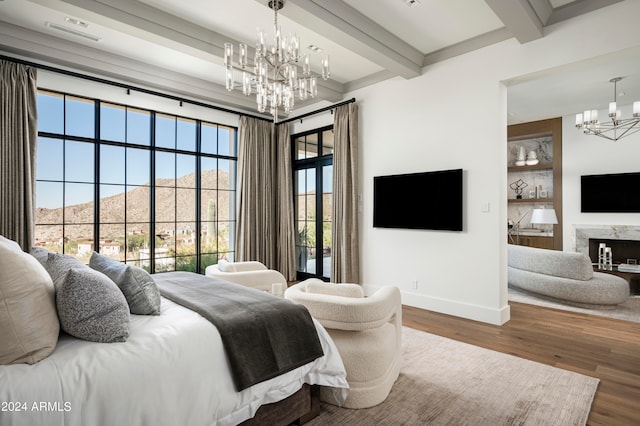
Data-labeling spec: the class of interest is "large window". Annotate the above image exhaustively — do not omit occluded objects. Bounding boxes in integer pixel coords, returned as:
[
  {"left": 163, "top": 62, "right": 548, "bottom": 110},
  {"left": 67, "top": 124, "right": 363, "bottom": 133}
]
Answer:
[
  {"left": 35, "top": 90, "right": 237, "bottom": 273},
  {"left": 293, "top": 126, "right": 334, "bottom": 280}
]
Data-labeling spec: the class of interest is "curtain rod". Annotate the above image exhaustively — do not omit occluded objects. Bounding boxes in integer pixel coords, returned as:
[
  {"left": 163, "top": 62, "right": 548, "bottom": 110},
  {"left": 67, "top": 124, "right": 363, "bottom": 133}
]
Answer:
[
  {"left": 0, "top": 54, "right": 272, "bottom": 122},
  {"left": 279, "top": 97, "right": 356, "bottom": 124}
]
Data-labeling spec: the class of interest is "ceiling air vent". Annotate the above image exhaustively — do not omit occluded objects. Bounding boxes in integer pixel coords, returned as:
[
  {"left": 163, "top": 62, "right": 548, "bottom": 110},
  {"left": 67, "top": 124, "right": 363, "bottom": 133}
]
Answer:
[{"left": 45, "top": 21, "right": 102, "bottom": 42}]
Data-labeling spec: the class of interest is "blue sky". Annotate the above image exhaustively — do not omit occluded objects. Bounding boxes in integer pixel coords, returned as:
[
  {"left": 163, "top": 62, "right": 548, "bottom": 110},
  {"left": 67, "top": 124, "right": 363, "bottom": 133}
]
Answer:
[{"left": 36, "top": 92, "right": 236, "bottom": 209}]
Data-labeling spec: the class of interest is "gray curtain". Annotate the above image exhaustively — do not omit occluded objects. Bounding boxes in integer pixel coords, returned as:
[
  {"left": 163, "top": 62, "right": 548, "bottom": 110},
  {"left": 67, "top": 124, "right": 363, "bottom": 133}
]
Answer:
[
  {"left": 275, "top": 123, "right": 297, "bottom": 281},
  {"left": 331, "top": 103, "right": 360, "bottom": 283},
  {"left": 236, "top": 117, "right": 297, "bottom": 279},
  {"left": 0, "top": 60, "right": 38, "bottom": 251},
  {"left": 236, "top": 116, "right": 277, "bottom": 266}
]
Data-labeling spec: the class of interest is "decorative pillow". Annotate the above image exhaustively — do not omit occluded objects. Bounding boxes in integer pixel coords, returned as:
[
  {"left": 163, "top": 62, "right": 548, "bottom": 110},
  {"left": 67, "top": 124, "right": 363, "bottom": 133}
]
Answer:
[
  {"left": 0, "top": 234, "right": 22, "bottom": 252},
  {"left": 232, "top": 261, "right": 268, "bottom": 272},
  {"left": 305, "top": 279, "right": 364, "bottom": 298},
  {"left": 54, "top": 267, "right": 130, "bottom": 343},
  {"left": 89, "top": 252, "right": 161, "bottom": 315},
  {"left": 217, "top": 260, "right": 267, "bottom": 273},
  {"left": 0, "top": 236, "right": 59, "bottom": 365},
  {"left": 44, "top": 252, "right": 86, "bottom": 283},
  {"left": 30, "top": 246, "right": 52, "bottom": 266},
  {"left": 216, "top": 259, "right": 235, "bottom": 272}
]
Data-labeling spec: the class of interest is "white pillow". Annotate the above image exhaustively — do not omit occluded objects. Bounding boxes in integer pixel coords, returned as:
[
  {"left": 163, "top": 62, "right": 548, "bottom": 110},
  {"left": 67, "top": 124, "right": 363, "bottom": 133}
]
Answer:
[
  {"left": 305, "top": 280, "right": 364, "bottom": 298},
  {"left": 0, "top": 236, "right": 60, "bottom": 365},
  {"left": 217, "top": 259, "right": 235, "bottom": 272},
  {"left": 0, "top": 235, "right": 22, "bottom": 252},
  {"left": 232, "top": 261, "right": 268, "bottom": 272}
]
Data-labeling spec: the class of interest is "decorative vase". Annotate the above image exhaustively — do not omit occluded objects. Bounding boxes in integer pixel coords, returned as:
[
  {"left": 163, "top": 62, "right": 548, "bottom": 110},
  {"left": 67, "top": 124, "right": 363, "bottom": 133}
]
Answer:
[
  {"left": 525, "top": 150, "right": 539, "bottom": 166},
  {"left": 515, "top": 146, "right": 526, "bottom": 166}
]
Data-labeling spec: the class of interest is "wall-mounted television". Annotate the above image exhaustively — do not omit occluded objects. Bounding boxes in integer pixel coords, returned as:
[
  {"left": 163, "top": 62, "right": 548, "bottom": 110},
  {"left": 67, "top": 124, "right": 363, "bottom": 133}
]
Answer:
[
  {"left": 373, "top": 168, "right": 463, "bottom": 231},
  {"left": 581, "top": 171, "right": 640, "bottom": 213}
]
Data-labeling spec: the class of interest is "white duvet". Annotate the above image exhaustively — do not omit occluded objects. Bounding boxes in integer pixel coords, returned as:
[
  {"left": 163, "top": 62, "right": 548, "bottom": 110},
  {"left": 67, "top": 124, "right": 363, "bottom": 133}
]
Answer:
[{"left": 0, "top": 297, "right": 348, "bottom": 426}]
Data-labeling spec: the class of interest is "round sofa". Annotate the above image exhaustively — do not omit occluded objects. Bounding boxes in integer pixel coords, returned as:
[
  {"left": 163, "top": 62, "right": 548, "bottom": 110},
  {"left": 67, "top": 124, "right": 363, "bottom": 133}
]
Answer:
[{"left": 508, "top": 244, "right": 629, "bottom": 306}]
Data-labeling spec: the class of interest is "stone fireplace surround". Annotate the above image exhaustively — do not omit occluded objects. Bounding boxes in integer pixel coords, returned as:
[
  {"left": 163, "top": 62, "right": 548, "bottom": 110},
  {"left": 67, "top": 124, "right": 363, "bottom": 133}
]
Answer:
[{"left": 573, "top": 225, "right": 640, "bottom": 263}]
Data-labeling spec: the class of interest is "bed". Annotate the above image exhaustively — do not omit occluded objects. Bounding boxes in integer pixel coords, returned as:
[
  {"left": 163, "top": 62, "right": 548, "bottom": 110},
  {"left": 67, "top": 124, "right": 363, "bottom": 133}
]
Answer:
[
  {"left": 0, "top": 245, "right": 348, "bottom": 426},
  {"left": 0, "top": 294, "right": 348, "bottom": 426}
]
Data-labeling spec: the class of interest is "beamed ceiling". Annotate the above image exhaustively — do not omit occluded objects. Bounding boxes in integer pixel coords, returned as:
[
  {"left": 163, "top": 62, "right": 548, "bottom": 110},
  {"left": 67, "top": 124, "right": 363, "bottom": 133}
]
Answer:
[{"left": 1, "top": 0, "right": 638, "bottom": 123}]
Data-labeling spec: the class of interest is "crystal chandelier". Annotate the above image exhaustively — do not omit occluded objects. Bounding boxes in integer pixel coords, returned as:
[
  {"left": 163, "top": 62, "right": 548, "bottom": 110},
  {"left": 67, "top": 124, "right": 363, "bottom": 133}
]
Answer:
[
  {"left": 575, "top": 77, "right": 640, "bottom": 141},
  {"left": 223, "top": 0, "right": 330, "bottom": 119}
]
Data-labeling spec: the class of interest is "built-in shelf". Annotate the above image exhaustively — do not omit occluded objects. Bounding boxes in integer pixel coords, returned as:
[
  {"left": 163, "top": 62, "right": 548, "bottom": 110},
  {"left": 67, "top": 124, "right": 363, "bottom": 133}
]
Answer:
[
  {"left": 507, "top": 162, "right": 553, "bottom": 172},
  {"left": 519, "top": 231, "right": 553, "bottom": 237},
  {"left": 508, "top": 197, "right": 554, "bottom": 203},
  {"left": 507, "top": 118, "right": 563, "bottom": 251}
]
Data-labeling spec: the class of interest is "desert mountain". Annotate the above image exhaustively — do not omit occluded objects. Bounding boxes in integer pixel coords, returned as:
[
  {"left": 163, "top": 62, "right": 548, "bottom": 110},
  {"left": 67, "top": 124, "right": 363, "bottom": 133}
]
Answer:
[{"left": 35, "top": 169, "right": 231, "bottom": 241}]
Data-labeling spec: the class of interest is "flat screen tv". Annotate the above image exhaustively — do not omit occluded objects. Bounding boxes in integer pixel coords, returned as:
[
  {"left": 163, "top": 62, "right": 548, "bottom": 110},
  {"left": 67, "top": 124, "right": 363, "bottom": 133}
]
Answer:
[
  {"left": 581, "top": 171, "right": 640, "bottom": 213},
  {"left": 373, "top": 168, "right": 463, "bottom": 231}
]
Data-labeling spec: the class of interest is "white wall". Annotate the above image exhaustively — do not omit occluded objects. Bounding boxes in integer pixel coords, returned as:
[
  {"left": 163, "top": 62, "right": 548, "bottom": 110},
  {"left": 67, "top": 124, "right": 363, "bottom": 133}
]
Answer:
[
  {"left": 342, "top": 1, "right": 640, "bottom": 325},
  {"left": 35, "top": 1, "right": 640, "bottom": 325},
  {"left": 562, "top": 106, "right": 640, "bottom": 250}
]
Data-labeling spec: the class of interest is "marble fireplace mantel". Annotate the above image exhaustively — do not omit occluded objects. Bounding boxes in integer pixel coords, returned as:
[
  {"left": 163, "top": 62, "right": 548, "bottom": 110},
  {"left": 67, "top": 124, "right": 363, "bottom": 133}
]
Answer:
[{"left": 573, "top": 225, "right": 640, "bottom": 256}]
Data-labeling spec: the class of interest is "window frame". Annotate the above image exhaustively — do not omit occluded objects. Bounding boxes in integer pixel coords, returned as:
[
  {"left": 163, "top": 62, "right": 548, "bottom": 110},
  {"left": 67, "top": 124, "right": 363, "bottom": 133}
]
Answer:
[{"left": 34, "top": 89, "right": 238, "bottom": 274}]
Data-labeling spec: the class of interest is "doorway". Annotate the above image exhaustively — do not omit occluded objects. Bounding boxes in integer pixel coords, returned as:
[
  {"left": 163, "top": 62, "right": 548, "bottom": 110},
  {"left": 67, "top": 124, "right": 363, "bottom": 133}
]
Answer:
[{"left": 293, "top": 126, "right": 334, "bottom": 280}]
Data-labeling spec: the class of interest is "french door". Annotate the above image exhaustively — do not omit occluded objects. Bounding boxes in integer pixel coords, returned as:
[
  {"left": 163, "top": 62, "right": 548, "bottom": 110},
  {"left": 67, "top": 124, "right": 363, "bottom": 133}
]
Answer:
[{"left": 293, "top": 126, "right": 333, "bottom": 281}]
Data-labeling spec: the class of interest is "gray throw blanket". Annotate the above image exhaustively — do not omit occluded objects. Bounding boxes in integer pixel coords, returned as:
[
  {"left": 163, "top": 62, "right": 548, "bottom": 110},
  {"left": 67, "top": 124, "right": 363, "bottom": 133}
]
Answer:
[{"left": 153, "top": 271, "right": 324, "bottom": 391}]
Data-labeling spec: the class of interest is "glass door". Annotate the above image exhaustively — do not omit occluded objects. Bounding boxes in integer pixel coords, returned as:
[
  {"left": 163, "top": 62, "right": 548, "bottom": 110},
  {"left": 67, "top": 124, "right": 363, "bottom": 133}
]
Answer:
[{"left": 293, "top": 126, "right": 333, "bottom": 280}]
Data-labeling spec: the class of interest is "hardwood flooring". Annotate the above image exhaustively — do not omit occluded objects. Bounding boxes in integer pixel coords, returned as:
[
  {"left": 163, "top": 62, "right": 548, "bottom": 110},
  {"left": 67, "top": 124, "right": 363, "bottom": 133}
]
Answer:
[{"left": 402, "top": 301, "right": 640, "bottom": 426}]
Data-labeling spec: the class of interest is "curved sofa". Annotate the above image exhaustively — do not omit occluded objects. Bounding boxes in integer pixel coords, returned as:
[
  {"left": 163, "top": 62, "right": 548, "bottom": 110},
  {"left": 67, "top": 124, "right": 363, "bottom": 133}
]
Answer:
[{"left": 508, "top": 244, "right": 629, "bottom": 306}]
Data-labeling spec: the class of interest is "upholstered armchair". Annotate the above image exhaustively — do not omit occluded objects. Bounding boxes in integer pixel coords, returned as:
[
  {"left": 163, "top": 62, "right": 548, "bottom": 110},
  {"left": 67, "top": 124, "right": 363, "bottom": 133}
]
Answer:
[
  {"left": 204, "top": 260, "right": 287, "bottom": 292},
  {"left": 285, "top": 279, "right": 402, "bottom": 409}
]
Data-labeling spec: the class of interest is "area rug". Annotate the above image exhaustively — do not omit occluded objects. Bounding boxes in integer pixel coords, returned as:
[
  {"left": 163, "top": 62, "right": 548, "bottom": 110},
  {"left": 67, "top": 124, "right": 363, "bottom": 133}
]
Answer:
[
  {"left": 509, "top": 287, "right": 640, "bottom": 323},
  {"left": 308, "top": 326, "right": 598, "bottom": 426}
]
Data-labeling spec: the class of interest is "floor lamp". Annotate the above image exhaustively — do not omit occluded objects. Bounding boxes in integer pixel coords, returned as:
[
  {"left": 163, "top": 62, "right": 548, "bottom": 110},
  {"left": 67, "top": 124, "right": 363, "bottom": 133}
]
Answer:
[{"left": 509, "top": 207, "right": 558, "bottom": 244}]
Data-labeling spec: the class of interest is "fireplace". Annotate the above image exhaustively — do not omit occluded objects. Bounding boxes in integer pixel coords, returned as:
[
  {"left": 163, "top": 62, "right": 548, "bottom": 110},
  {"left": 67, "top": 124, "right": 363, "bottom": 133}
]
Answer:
[
  {"left": 588, "top": 238, "right": 640, "bottom": 265},
  {"left": 574, "top": 226, "right": 640, "bottom": 295},
  {"left": 573, "top": 225, "right": 640, "bottom": 257}
]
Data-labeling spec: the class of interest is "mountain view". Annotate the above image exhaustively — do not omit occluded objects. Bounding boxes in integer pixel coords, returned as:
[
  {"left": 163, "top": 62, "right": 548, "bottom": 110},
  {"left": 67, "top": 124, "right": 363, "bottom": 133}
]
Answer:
[{"left": 35, "top": 169, "right": 234, "bottom": 266}]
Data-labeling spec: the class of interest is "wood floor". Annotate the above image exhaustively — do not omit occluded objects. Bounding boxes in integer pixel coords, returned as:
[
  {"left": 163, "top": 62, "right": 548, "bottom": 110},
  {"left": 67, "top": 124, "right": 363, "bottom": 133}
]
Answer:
[{"left": 403, "top": 301, "right": 640, "bottom": 426}]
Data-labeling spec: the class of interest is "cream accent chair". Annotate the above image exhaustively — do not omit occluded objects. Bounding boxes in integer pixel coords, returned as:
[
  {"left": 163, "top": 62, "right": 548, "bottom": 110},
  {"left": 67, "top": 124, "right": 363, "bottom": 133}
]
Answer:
[
  {"left": 204, "top": 260, "right": 287, "bottom": 292},
  {"left": 285, "top": 278, "right": 402, "bottom": 409}
]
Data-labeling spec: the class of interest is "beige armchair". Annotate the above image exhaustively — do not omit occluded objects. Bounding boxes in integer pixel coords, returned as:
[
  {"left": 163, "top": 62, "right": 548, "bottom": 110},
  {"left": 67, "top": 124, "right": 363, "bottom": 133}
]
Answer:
[
  {"left": 285, "top": 279, "right": 402, "bottom": 409},
  {"left": 204, "top": 260, "right": 287, "bottom": 292}
]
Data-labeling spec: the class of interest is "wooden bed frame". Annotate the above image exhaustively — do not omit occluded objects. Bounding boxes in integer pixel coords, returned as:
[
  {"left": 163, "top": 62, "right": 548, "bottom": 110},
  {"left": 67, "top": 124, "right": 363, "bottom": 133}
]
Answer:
[{"left": 240, "top": 384, "right": 320, "bottom": 425}]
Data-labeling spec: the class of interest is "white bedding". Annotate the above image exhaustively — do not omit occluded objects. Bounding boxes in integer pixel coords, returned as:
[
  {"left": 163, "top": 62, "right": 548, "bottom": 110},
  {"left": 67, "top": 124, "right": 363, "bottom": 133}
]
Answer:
[{"left": 0, "top": 297, "right": 348, "bottom": 426}]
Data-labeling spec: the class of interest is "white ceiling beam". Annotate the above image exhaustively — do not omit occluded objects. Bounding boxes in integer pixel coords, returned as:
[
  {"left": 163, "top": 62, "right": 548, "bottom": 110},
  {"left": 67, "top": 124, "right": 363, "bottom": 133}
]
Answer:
[
  {"left": 484, "top": 0, "right": 543, "bottom": 44},
  {"left": 547, "top": 0, "right": 624, "bottom": 26},
  {"left": 528, "top": 0, "right": 553, "bottom": 26},
  {"left": 424, "top": 28, "right": 512, "bottom": 67},
  {"left": 0, "top": 23, "right": 269, "bottom": 113},
  {"left": 274, "top": 0, "right": 422, "bottom": 79},
  {"left": 35, "top": 0, "right": 343, "bottom": 102},
  {"left": 39, "top": 0, "right": 227, "bottom": 62}
]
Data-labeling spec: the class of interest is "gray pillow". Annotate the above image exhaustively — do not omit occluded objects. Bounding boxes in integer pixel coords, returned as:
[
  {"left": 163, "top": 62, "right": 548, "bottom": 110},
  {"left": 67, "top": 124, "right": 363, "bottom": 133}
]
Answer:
[
  {"left": 54, "top": 267, "right": 130, "bottom": 343},
  {"left": 30, "top": 246, "right": 52, "bottom": 266},
  {"left": 44, "top": 252, "right": 86, "bottom": 283},
  {"left": 89, "top": 252, "right": 161, "bottom": 315}
]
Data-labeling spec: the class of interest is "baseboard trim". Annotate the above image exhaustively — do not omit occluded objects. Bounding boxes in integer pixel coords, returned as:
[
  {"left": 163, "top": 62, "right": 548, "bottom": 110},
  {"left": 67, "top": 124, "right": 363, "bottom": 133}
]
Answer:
[{"left": 363, "top": 285, "right": 510, "bottom": 325}]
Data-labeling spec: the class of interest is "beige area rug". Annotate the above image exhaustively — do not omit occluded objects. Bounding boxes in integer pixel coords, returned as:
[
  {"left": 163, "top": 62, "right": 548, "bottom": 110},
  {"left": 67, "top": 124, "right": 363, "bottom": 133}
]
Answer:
[
  {"left": 509, "top": 287, "right": 640, "bottom": 323},
  {"left": 309, "top": 327, "right": 598, "bottom": 426}
]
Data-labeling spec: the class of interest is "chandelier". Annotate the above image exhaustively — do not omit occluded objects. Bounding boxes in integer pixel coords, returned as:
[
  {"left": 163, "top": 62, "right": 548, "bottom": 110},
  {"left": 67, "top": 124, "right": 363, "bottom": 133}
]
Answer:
[
  {"left": 575, "top": 77, "right": 640, "bottom": 141},
  {"left": 223, "top": 0, "right": 330, "bottom": 119}
]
